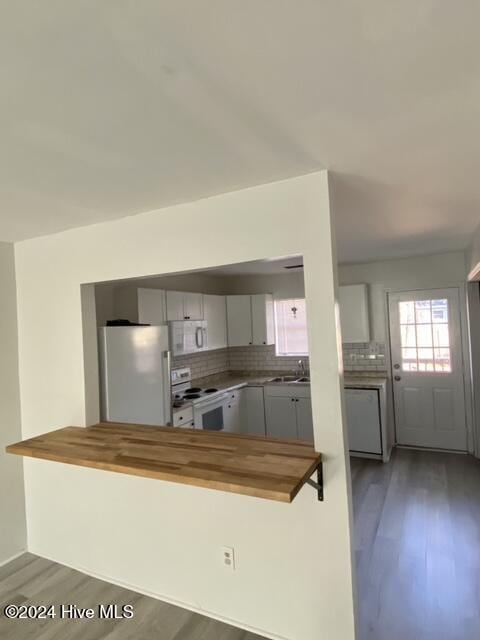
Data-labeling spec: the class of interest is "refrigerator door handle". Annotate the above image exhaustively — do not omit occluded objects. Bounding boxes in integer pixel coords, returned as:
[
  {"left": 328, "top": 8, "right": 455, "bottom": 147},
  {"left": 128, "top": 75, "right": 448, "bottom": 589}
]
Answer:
[{"left": 164, "top": 350, "right": 173, "bottom": 426}]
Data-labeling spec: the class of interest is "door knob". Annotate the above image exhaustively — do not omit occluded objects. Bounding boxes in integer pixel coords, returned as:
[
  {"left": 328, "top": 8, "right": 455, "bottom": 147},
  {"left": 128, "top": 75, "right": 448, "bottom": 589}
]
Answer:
[
  {"left": 394, "top": 375, "right": 401, "bottom": 381},
  {"left": 394, "top": 364, "right": 400, "bottom": 370}
]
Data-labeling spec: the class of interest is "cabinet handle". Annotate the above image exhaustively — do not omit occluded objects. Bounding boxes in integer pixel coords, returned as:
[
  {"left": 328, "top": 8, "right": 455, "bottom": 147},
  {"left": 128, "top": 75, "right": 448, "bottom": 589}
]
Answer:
[
  {"left": 228, "top": 405, "right": 231, "bottom": 408},
  {"left": 263, "top": 341, "right": 266, "bottom": 344},
  {"left": 249, "top": 342, "right": 252, "bottom": 345},
  {"left": 291, "top": 398, "right": 294, "bottom": 402}
]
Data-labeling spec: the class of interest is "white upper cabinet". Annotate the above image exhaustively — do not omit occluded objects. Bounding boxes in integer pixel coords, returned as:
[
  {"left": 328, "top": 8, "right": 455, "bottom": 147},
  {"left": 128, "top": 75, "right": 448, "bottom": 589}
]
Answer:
[
  {"left": 338, "top": 284, "right": 370, "bottom": 343},
  {"left": 226, "top": 295, "right": 253, "bottom": 346},
  {"left": 113, "top": 287, "right": 166, "bottom": 325},
  {"left": 183, "top": 292, "right": 203, "bottom": 320},
  {"left": 137, "top": 288, "right": 167, "bottom": 325},
  {"left": 226, "top": 294, "right": 275, "bottom": 347},
  {"left": 251, "top": 294, "right": 275, "bottom": 345},
  {"left": 166, "top": 291, "right": 204, "bottom": 321},
  {"left": 203, "top": 294, "right": 227, "bottom": 350}
]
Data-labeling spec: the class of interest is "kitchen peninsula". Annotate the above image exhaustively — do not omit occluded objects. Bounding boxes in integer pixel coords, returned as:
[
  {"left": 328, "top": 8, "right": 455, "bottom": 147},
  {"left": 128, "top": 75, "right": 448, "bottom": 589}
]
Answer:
[{"left": 7, "top": 422, "right": 322, "bottom": 503}]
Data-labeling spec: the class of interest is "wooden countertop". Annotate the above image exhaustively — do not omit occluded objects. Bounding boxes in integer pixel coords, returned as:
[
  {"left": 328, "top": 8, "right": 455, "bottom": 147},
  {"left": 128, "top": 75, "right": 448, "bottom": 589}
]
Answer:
[{"left": 6, "top": 422, "right": 321, "bottom": 503}]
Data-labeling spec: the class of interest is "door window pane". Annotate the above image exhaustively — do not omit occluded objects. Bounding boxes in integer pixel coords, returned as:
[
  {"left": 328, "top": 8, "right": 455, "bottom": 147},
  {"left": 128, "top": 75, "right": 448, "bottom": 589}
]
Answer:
[
  {"left": 432, "top": 299, "right": 448, "bottom": 323},
  {"left": 399, "top": 301, "right": 415, "bottom": 324},
  {"left": 399, "top": 298, "right": 451, "bottom": 373},
  {"left": 416, "top": 324, "right": 433, "bottom": 347},
  {"left": 401, "top": 325, "right": 416, "bottom": 347},
  {"left": 415, "top": 300, "right": 431, "bottom": 323},
  {"left": 433, "top": 324, "right": 450, "bottom": 347}
]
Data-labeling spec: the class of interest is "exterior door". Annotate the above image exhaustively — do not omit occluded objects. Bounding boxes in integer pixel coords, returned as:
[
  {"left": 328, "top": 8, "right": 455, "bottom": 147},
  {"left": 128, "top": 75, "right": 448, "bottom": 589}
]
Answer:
[{"left": 388, "top": 288, "right": 467, "bottom": 450}]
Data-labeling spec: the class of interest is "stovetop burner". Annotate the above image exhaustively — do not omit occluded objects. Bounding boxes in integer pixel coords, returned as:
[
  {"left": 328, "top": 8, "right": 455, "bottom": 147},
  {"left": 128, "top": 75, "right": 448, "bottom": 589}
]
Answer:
[
  {"left": 205, "top": 388, "right": 218, "bottom": 394},
  {"left": 184, "top": 393, "right": 201, "bottom": 400},
  {"left": 185, "top": 387, "right": 202, "bottom": 393}
]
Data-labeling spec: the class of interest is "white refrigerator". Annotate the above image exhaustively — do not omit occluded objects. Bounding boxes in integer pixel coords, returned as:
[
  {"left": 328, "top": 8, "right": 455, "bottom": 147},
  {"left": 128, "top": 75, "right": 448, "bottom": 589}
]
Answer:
[{"left": 98, "top": 326, "right": 172, "bottom": 426}]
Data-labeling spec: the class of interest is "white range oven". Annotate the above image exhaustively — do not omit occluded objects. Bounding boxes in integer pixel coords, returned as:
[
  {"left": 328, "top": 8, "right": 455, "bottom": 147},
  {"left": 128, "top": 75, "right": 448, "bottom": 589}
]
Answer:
[
  {"left": 193, "top": 392, "right": 230, "bottom": 431},
  {"left": 171, "top": 367, "right": 230, "bottom": 432}
]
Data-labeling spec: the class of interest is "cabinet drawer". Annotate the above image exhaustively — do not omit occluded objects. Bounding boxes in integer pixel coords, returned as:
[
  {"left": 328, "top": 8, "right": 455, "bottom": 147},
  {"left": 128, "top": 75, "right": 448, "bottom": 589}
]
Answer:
[{"left": 173, "top": 406, "right": 194, "bottom": 427}]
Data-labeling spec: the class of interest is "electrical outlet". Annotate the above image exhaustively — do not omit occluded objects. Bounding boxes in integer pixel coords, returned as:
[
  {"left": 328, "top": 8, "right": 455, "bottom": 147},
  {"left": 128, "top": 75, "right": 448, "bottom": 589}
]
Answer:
[{"left": 221, "top": 546, "right": 235, "bottom": 570}]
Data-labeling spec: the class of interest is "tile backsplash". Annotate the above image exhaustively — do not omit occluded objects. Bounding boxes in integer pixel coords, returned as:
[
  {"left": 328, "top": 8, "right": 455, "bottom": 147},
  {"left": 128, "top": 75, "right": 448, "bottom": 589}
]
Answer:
[
  {"left": 172, "top": 348, "right": 229, "bottom": 379},
  {"left": 173, "top": 342, "right": 388, "bottom": 380},
  {"left": 173, "top": 345, "right": 308, "bottom": 380},
  {"left": 228, "top": 345, "right": 308, "bottom": 373},
  {"left": 342, "top": 342, "right": 387, "bottom": 372}
]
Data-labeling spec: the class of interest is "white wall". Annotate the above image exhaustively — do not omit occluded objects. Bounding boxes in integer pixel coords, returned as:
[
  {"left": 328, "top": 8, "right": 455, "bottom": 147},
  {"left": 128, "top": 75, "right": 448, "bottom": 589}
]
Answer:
[
  {"left": 14, "top": 172, "right": 356, "bottom": 640},
  {"left": 226, "top": 272, "right": 305, "bottom": 299},
  {"left": 467, "top": 221, "right": 480, "bottom": 280},
  {"left": 338, "top": 251, "right": 468, "bottom": 342},
  {"left": 0, "top": 242, "right": 27, "bottom": 564}
]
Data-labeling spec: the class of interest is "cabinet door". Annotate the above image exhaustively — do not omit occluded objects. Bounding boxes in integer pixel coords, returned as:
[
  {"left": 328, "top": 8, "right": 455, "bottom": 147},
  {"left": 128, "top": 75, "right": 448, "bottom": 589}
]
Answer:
[
  {"left": 184, "top": 292, "right": 204, "bottom": 320},
  {"left": 226, "top": 296, "right": 253, "bottom": 346},
  {"left": 137, "top": 289, "right": 166, "bottom": 325},
  {"left": 224, "top": 390, "right": 242, "bottom": 433},
  {"left": 338, "top": 284, "right": 370, "bottom": 343},
  {"left": 166, "top": 291, "right": 185, "bottom": 321},
  {"left": 296, "top": 398, "right": 314, "bottom": 443},
  {"left": 242, "top": 387, "right": 266, "bottom": 436},
  {"left": 265, "top": 395, "right": 298, "bottom": 439},
  {"left": 251, "top": 294, "right": 275, "bottom": 345},
  {"left": 203, "top": 295, "right": 227, "bottom": 350}
]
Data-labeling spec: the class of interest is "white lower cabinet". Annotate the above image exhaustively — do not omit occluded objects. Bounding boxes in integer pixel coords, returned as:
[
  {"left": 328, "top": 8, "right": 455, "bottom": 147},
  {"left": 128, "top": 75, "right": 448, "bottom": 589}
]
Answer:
[
  {"left": 173, "top": 406, "right": 194, "bottom": 428},
  {"left": 224, "top": 389, "right": 243, "bottom": 432},
  {"left": 296, "top": 398, "right": 314, "bottom": 442},
  {"left": 242, "top": 387, "right": 266, "bottom": 436},
  {"left": 264, "top": 386, "right": 313, "bottom": 442},
  {"left": 265, "top": 395, "right": 298, "bottom": 439}
]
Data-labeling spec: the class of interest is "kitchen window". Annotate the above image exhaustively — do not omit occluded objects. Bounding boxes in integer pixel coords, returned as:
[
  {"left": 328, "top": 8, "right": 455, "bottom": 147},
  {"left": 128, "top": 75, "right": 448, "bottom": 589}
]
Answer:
[{"left": 274, "top": 298, "right": 309, "bottom": 356}]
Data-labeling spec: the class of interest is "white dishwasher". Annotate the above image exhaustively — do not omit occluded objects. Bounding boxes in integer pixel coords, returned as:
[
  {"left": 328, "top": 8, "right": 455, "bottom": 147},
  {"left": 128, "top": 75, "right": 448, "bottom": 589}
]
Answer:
[{"left": 344, "top": 388, "right": 382, "bottom": 455}]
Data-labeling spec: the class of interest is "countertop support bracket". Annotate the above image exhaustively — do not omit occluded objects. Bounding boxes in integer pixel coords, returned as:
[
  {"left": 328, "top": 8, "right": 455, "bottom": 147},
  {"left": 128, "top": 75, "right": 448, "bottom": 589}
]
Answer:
[{"left": 306, "top": 463, "right": 323, "bottom": 501}]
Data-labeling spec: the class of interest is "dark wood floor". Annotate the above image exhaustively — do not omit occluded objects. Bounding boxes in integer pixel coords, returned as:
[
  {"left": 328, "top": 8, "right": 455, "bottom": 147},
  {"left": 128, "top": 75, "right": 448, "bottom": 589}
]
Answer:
[
  {"left": 2, "top": 448, "right": 480, "bottom": 639},
  {"left": 351, "top": 448, "right": 480, "bottom": 640},
  {"left": 0, "top": 553, "right": 264, "bottom": 640}
]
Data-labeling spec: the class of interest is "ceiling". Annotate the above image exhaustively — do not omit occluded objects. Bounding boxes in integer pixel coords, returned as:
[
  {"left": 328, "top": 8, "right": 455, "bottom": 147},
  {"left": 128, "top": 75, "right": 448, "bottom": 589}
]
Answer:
[{"left": 1, "top": 2, "right": 479, "bottom": 262}]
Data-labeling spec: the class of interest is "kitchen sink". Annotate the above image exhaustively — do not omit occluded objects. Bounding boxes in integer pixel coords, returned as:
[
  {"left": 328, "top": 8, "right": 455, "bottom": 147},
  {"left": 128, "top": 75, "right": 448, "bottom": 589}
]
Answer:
[
  {"left": 269, "top": 375, "right": 299, "bottom": 383},
  {"left": 268, "top": 375, "right": 310, "bottom": 384}
]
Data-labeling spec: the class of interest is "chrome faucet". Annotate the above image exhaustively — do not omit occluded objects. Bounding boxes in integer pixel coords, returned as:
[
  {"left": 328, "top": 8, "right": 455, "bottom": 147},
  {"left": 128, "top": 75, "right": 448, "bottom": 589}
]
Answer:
[{"left": 296, "top": 359, "right": 306, "bottom": 377}]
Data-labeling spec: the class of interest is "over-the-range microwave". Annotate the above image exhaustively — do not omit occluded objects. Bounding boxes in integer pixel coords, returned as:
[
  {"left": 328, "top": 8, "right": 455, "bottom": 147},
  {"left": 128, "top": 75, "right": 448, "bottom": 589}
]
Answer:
[{"left": 169, "top": 320, "right": 208, "bottom": 356}]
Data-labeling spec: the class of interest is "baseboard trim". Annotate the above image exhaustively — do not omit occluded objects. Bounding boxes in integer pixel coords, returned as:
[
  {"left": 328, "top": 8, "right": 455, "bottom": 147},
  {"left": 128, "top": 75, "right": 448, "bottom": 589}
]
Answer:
[
  {"left": 395, "top": 444, "right": 468, "bottom": 455},
  {"left": 31, "top": 550, "right": 286, "bottom": 640},
  {"left": 0, "top": 549, "right": 28, "bottom": 569}
]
